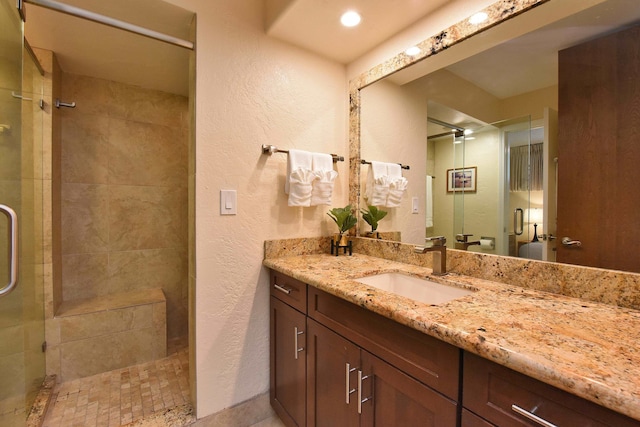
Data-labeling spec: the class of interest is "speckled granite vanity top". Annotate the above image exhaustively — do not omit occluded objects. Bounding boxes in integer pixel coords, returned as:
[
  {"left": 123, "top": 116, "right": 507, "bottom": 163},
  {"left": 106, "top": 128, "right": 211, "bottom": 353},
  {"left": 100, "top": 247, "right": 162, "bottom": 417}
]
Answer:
[{"left": 263, "top": 253, "right": 640, "bottom": 421}]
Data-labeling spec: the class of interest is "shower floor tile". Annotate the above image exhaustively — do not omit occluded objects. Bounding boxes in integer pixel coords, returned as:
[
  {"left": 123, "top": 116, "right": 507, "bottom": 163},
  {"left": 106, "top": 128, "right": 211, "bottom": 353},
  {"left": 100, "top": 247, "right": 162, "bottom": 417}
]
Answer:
[{"left": 42, "top": 344, "right": 190, "bottom": 427}]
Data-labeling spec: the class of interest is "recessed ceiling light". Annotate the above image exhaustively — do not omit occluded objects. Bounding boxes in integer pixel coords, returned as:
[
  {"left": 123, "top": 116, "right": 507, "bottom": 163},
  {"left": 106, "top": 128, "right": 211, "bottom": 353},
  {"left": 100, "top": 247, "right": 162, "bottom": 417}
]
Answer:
[
  {"left": 469, "top": 12, "right": 488, "bottom": 25},
  {"left": 341, "top": 11, "right": 361, "bottom": 27},
  {"left": 404, "top": 46, "right": 421, "bottom": 56}
]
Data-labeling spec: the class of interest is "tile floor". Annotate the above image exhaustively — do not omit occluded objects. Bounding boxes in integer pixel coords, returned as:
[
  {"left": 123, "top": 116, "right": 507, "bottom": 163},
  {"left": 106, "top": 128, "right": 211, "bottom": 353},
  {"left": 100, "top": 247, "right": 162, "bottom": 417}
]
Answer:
[
  {"left": 42, "top": 339, "right": 190, "bottom": 427},
  {"left": 41, "top": 337, "right": 285, "bottom": 427}
]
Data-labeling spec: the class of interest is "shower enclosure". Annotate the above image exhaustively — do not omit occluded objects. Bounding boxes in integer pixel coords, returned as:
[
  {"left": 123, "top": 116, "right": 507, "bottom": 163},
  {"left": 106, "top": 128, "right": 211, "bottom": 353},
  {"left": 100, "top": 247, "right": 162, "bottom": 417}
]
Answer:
[{"left": 0, "top": 0, "right": 46, "bottom": 425}]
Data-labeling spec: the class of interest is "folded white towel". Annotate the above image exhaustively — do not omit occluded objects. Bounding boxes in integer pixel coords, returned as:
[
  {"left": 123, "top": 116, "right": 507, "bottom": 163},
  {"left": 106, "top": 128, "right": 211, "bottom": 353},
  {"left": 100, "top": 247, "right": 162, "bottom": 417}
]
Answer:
[
  {"left": 288, "top": 168, "right": 316, "bottom": 206},
  {"left": 311, "top": 172, "right": 338, "bottom": 205},
  {"left": 310, "top": 152, "right": 337, "bottom": 205},
  {"left": 387, "top": 177, "right": 408, "bottom": 207},
  {"left": 285, "top": 149, "right": 313, "bottom": 195},
  {"left": 365, "top": 161, "right": 389, "bottom": 205},
  {"left": 387, "top": 163, "right": 402, "bottom": 180},
  {"left": 425, "top": 176, "right": 433, "bottom": 228},
  {"left": 311, "top": 152, "right": 333, "bottom": 172},
  {"left": 370, "top": 175, "right": 391, "bottom": 206}
]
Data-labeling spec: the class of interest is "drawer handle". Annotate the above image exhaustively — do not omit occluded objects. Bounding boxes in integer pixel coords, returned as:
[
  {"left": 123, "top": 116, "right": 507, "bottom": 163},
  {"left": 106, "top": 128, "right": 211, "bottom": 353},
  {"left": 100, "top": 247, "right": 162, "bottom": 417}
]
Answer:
[
  {"left": 511, "top": 404, "right": 557, "bottom": 427},
  {"left": 345, "top": 363, "right": 357, "bottom": 404},
  {"left": 294, "top": 327, "right": 304, "bottom": 360},
  {"left": 273, "top": 283, "right": 292, "bottom": 295},
  {"left": 357, "top": 370, "right": 371, "bottom": 415}
]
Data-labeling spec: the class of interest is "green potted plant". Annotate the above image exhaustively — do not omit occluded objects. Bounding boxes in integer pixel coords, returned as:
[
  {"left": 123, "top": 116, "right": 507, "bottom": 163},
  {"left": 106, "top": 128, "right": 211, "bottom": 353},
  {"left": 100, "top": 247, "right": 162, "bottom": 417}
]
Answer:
[
  {"left": 327, "top": 205, "right": 357, "bottom": 246},
  {"left": 361, "top": 205, "right": 388, "bottom": 238}
]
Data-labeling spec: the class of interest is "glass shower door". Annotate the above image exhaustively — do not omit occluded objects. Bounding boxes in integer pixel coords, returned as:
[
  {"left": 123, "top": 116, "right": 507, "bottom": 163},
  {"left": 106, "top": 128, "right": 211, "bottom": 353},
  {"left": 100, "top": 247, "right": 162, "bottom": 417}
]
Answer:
[{"left": 1, "top": 0, "right": 46, "bottom": 425}]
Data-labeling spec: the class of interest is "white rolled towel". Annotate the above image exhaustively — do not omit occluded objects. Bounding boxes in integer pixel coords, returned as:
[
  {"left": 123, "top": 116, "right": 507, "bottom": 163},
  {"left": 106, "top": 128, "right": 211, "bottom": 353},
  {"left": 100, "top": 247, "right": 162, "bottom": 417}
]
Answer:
[
  {"left": 311, "top": 170, "right": 338, "bottom": 205},
  {"left": 285, "top": 149, "right": 312, "bottom": 195},
  {"left": 370, "top": 175, "right": 391, "bottom": 207},
  {"left": 310, "top": 153, "right": 337, "bottom": 206},
  {"left": 387, "top": 177, "right": 408, "bottom": 207},
  {"left": 365, "top": 161, "right": 389, "bottom": 206},
  {"left": 288, "top": 168, "right": 316, "bottom": 207}
]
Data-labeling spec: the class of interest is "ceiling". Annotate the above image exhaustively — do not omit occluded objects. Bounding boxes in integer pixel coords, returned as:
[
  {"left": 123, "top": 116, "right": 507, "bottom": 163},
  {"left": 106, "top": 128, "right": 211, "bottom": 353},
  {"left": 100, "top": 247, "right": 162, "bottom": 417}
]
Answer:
[
  {"left": 22, "top": 0, "right": 457, "bottom": 96},
  {"left": 23, "top": 0, "right": 640, "bottom": 101},
  {"left": 24, "top": 0, "right": 194, "bottom": 95},
  {"left": 265, "top": 0, "right": 453, "bottom": 64}
]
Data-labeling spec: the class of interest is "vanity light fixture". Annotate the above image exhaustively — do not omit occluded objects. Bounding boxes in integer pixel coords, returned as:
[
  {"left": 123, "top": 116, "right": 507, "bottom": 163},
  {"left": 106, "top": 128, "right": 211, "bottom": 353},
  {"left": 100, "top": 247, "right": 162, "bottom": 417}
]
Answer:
[
  {"left": 341, "top": 10, "right": 361, "bottom": 27},
  {"left": 468, "top": 12, "right": 488, "bottom": 25},
  {"left": 405, "top": 46, "right": 421, "bottom": 56}
]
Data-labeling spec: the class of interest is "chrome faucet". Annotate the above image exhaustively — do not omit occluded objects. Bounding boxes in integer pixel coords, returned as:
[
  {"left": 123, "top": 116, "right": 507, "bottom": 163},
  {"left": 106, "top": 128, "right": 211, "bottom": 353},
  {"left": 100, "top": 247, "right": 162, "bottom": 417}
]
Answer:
[
  {"left": 414, "top": 236, "right": 447, "bottom": 275},
  {"left": 454, "top": 233, "right": 480, "bottom": 250}
]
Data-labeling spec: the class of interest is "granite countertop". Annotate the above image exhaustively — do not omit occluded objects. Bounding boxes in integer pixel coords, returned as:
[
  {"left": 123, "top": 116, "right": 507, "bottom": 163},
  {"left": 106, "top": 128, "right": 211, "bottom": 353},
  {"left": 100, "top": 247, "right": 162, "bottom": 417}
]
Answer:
[{"left": 263, "top": 253, "right": 640, "bottom": 422}]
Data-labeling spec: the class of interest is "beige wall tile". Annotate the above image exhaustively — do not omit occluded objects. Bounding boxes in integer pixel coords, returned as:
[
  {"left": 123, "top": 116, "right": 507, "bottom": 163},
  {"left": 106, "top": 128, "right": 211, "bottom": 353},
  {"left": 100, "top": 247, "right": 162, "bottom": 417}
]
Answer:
[
  {"left": 61, "top": 114, "right": 110, "bottom": 184},
  {"left": 0, "top": 353, "right": 25, "bottom": 402},
  {"left": 61, "top": 74, "right": 111, "bottom": 117},
  {"left": 152, "top": 303, "right": 167, "bottom": 357},
  {"left": 108, "top": 248, "right": 184, "bottom": 291},
  {"left": 45, "top": 343, "right": 61, "bottom": 378},
  {"left": 61, "top": 183, "right": 109, "bottom": 254},
  {"left": 107, "top": 81, "right": 188, "bottom": 128},
  {"left": 59, "top": 327, "right": 161, "bottom": 381},
  {"left": 61, "top": 253, "right": 109, "bottom": 300},
  {"left": 59, "top": 304, "right": 152, "bottom": 342},
  {"left": 108, "top": 249, "right": 187, "bottom": 338},
  {"left": 109, "top": 185, "right": 183, "bottom": 251},
  {"left": 45, "top": 318, "right": 60, "bottom": 347},
  {"left": 0, "top": 324, "right": 24, "bottom": 358},
  {"left": 107, "top": 118, "right": 187, "bottom": 187},
  {"left": 42, "top": 179, "right": 52, "bottom": 264}
]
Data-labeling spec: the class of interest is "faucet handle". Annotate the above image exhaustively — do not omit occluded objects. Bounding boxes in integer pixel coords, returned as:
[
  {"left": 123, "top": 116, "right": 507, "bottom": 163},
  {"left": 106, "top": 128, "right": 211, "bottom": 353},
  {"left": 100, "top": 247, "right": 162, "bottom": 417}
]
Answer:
[
  {"left": 425, "top": 236, "right": 446, "bottom": 246},
  {"left": 455, "top": 233, "right": 473, "bottom": 242}
]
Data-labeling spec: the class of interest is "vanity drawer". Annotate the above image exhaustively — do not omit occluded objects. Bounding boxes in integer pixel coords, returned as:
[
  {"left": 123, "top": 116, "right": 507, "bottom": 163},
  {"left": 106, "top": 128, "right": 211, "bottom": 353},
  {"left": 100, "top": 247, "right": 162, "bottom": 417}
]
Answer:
[
  {"left": 463, "top": 352, "right": 640, "bottom": 427},
  {"left": 270, "top": 270, "right": 307, "bottom": 313},
  {"left": 308, "top": 286, "right": 460, "bottom": 400}
]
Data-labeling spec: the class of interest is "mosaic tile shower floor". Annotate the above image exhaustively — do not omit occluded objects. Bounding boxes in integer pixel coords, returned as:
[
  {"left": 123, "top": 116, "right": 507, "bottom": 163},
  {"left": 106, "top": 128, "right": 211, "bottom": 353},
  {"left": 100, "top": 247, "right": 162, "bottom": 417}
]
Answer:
[
  {"left": 40, "top": 338, "right": 285, "bottom": 427},
  {"left": 42, "top": 340, "right": 191, "bottom": 427}
]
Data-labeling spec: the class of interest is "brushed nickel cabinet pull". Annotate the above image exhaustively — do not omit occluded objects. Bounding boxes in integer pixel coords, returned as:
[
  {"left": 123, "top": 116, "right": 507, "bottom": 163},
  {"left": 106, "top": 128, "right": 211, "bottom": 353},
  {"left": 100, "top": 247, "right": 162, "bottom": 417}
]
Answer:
[
  {"left": 294, "top": 327, "right": 304, "bottom": 360},
  {"left": 345, "top": 363, "right": 357, "bottom": 404},
  {"left": 273, "top": 283, "right": 292, "bottom": 294},
  {"left": 512, "top": 404, "right": 557, "bottom": 427},
  {"left": 357, "top": 370, "right": 371, "bottom": 414}
]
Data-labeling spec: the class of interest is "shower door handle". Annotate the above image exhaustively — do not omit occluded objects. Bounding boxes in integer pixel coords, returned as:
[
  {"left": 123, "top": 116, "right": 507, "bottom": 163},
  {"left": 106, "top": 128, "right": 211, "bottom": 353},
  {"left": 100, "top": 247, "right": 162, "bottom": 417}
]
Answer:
[
  {"left": 0, "top": 204, "right": 18, "bottom": 297},
  {"left": 514, "top": 208, "right": 524, "bottom": 235}
]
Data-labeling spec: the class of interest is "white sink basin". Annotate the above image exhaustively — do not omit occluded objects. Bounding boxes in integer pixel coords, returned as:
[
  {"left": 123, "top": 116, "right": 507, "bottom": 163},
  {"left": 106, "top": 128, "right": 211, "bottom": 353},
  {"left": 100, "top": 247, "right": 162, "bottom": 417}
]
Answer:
[{"left": 355, "top": 272, "right": 474, "bottom": 305}]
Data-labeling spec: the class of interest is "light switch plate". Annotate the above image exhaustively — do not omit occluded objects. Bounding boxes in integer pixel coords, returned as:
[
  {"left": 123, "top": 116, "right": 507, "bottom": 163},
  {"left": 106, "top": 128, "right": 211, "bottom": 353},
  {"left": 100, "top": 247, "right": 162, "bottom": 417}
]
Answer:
[
  {"left": 220, "top": 190, "right": 237, "bottom": 215},
  {"left": 412, "top": 196, "right": 419, "bottom": 214}
]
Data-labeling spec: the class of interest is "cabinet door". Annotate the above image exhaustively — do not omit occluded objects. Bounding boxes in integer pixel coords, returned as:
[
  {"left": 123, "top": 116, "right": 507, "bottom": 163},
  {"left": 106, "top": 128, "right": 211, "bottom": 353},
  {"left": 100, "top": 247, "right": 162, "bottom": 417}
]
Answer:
[
  {"left": 360, "top": 350, "right": 458, "bottom": 427},
  {"left": 271, "top": 297, "right": 307, "bottom": 427},
  {"left": 307, "top": 319, "right": 360, "bottom": 427}
]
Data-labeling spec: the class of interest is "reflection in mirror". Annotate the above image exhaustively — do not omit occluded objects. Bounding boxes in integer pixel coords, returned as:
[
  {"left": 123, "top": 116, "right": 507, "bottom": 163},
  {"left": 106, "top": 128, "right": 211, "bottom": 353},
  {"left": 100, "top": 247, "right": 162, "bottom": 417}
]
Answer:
[{"left": 355, "top": 0, "right": 640, "bottom": 272}]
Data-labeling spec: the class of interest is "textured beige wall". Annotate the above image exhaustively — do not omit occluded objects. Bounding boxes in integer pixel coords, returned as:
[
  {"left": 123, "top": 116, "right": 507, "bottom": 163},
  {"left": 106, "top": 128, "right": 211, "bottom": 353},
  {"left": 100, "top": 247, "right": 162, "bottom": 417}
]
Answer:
[
  {"left": 165, "top": 0, "right": 347, "bottom": 418},
  {"left": 58, "top": 73, "right": 189, "bottom": 339},
  {"left": 360, "top": 80, "right": 427, "bottom": 245}
]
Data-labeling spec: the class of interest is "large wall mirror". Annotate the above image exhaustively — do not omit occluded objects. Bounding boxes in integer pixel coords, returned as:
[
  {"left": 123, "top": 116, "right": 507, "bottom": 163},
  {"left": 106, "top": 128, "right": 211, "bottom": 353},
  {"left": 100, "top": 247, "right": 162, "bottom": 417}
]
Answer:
[{"left": 351, "top": 0, "right": 640, "bottom": 274}]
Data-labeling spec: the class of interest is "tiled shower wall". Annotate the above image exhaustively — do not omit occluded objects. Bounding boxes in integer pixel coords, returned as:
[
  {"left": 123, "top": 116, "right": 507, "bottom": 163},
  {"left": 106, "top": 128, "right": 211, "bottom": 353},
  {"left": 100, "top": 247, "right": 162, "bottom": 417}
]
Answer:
[{"left": 58, "top": 73, "right": 189, "bottom": 339}]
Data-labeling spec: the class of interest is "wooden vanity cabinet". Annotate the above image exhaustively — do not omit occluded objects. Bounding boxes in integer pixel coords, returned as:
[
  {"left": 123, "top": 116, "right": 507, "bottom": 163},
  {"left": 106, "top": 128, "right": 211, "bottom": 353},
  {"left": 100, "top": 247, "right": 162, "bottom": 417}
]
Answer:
[
  {"left": 270, "top": 271, "right": 640, "bottom": 426},
  {"left": 270, "top": 270, "right": 460, "bottom": 427},
  {"left": 462, "top": 352, "right": 640, "bottom": 427},
  {"left": 306, "top": 286, "right": 459, "bottom": 426},
  {"left": 307, "top": 319, "right": 457, "bottom": 426},
  {"left": 270, "top": 271, "right": 308, "bottom": 427}
]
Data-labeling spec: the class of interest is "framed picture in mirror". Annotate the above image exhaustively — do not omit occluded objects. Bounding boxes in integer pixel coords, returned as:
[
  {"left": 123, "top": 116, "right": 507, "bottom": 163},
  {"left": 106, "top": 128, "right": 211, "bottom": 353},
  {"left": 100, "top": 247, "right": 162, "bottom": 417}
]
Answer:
[{"left": 447, "top": 167, "right": 476, "bottom": 192}]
